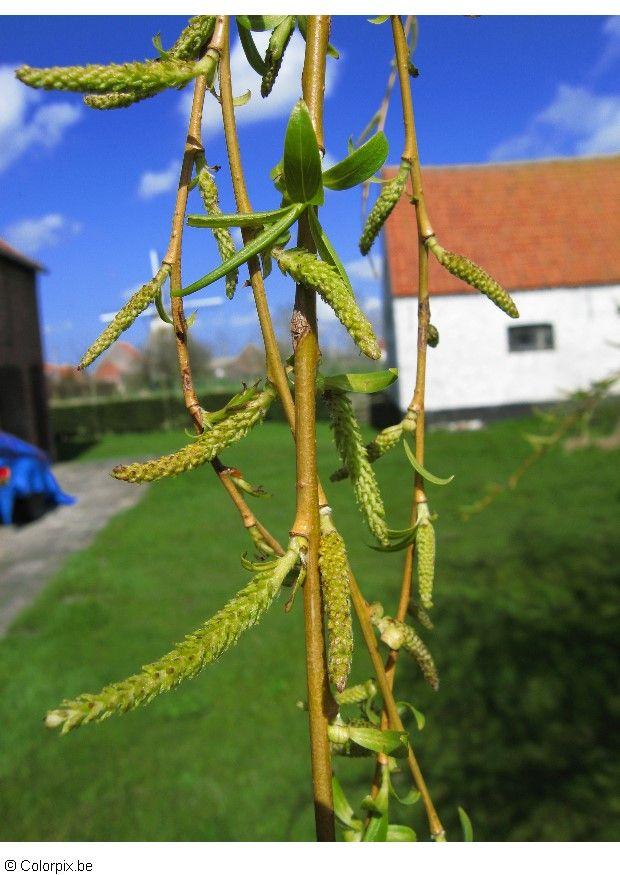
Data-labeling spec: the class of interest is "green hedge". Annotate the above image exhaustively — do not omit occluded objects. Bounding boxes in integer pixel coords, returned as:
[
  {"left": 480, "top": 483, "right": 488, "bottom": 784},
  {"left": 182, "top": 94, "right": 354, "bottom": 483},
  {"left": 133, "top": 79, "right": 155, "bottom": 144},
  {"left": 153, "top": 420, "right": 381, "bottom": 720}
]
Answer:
[{"left": 49, "top": 389, "right": 352, "bottom": 457}]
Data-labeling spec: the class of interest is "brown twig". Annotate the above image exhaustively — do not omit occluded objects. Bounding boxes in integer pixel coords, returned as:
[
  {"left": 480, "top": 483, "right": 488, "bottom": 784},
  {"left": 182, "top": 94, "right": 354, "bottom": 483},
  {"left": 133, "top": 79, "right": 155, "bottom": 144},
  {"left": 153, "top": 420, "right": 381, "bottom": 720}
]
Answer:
[{"left": 165, "top": 17, "right": 283, "bottom": 554}]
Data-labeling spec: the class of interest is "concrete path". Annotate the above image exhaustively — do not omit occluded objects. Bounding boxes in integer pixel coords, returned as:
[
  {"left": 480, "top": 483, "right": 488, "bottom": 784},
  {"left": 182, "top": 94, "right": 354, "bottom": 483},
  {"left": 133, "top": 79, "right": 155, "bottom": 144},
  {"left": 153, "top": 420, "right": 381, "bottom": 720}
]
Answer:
[{"left": 0, "top": 461, "right": 146, "bottom": 636}]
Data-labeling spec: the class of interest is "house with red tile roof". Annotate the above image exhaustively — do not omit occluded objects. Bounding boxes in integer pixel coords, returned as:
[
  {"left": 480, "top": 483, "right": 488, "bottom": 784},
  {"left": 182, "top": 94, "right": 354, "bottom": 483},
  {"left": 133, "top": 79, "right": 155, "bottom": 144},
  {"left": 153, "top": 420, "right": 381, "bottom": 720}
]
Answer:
[{"left": 382, "top": 155, "right": 620, "bottom": 416}]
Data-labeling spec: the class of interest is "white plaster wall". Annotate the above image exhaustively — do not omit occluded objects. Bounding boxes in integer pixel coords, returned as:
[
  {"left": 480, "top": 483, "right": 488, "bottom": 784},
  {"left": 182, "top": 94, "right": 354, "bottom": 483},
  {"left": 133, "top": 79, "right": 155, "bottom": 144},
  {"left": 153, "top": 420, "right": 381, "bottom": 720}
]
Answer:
[{"left": 390, "top": 285, "right": 620, "bottom": 412}]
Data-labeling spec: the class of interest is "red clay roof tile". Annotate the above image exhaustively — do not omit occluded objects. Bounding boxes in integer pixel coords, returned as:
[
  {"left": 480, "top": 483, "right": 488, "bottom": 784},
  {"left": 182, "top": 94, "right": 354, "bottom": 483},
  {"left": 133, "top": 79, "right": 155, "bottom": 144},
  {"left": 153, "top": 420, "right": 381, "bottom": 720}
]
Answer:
[{"left": 382, "top": 155, "right": 620, "bottom": 297}]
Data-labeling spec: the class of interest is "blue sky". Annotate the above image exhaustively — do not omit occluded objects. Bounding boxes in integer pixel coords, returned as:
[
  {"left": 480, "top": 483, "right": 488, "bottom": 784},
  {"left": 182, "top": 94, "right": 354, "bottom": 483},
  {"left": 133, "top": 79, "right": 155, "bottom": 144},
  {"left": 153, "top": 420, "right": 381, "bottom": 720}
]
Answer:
[{"left": 1, "top": 15, "right": 618, "bottom": 364}]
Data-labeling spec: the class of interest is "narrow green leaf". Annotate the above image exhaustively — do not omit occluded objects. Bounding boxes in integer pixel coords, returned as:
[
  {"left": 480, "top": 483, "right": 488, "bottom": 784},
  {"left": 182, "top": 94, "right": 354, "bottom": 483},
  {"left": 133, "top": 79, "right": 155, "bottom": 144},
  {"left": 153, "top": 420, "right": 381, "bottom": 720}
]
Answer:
[
  {"left": 236, "top": 19, "right": 267, "bottom": 74},
  {"left": 397, "top": 700, "right": 426, "bottom": 731},
  {"left": 348, "top": 726, "right": 408, "bottom": 756},
  {"left": 154, "top": 288, "right": 173, "bottom": 325},
  {"left": 236, "top": 15, "right": 287, "bottom": 31},
  {"left": 363, "top": 813, "right": 388, "bottom": 841},
  {"left": 187, "top": 205, "right": 293, "bottom": 229},
  {"left": 386, "top": 824, "right": 417, "bottom": 841},
  {"left": 368, "top": 15, "right": 390, "bottom": 24},
  {"left": 322, "top": 132, "right": 389, "bottom": 190},
  {"left": 389, "top": 781, "right": 421, "bottom": 807},
  {"left": 369, "top": 532, "right": 416, "bottom": 553},
  {"left": 458, "top": 806, "right": 474, "bottom": 842},
  {"left": 283, "top": 100, "right": 323, "bottom": 206},
  {"left": 307, "top": 207, "right": 355, "bottom": 296},
  {"left": 323, "top": 368, "right": 398, "bottom": 395},
  {"left": 175, "top": 203, "right": 304, "bottom": 297},
  {"left": 332, "top": 777, "right": 361, "bottom": 830},
  {"left": 403, "top": 439, "right": 454, "bottom": 486}
]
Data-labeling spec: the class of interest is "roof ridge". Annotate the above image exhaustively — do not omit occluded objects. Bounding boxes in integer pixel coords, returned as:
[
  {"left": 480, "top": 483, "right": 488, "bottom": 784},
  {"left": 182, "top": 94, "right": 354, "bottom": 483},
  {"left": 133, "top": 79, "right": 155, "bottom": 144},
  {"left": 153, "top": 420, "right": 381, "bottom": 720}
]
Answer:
[{"left": 384, "top": 153, "right": 620, "bottom": 173}]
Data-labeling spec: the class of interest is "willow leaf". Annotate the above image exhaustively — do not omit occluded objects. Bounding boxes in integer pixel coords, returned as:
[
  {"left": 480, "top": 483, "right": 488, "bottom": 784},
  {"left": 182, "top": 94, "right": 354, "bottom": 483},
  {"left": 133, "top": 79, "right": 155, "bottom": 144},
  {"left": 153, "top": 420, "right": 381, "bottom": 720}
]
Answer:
[
  {"left": 458, "top": 806, "right": 474, "bottom": 841},
  {"left": 403, "top": 440, "right": 454, "bottom": 486},
  {"left": 283, "top": 100, "right": 323, "bottom": 206},
  {"left": 187, "top": 205, "right": 293, "bottom": 229},
  {"left": 236, "top": 19, "right": 267, "bottom": 74},
  {"left": 236, "top": 15, "right": 287, "bottom": 31},
  {"left": 322, "top": 132, "right": 389, "bottom": 191},
  {"left": 176, "top": 202, "right": 305, "bottom": 297}
]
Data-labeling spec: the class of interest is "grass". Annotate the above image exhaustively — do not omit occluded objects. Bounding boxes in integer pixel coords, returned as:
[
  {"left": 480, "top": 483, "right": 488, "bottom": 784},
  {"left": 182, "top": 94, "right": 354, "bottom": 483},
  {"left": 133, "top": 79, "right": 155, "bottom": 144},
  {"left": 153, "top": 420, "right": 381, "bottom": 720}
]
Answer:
[{"left": 0, "top": 414, "right": 618, "bottom": 841}]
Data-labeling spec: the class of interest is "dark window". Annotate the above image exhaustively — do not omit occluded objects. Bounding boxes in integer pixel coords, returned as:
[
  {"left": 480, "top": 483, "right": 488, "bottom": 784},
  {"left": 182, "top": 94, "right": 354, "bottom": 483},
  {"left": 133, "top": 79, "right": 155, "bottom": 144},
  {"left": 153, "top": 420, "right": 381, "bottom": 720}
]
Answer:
[{"left": 508, "top": 323, "right": 554, "bottom": 353}]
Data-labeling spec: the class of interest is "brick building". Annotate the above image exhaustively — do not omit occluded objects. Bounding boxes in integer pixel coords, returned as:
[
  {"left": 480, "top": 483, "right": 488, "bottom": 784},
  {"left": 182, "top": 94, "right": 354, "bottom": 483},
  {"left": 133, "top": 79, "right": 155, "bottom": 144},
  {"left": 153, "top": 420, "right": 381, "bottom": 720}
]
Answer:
[
  {"left": 0, "top": 239, "right": 50, "bottom": 451},
  {"left": 382, "top": 155, "right": 620, "bottom": 416}
]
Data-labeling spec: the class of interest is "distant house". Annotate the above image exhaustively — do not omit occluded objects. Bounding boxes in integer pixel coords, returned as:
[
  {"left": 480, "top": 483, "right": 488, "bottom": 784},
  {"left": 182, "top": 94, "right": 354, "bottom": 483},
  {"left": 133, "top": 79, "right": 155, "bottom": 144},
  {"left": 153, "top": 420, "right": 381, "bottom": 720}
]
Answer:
[
  {"left": 0, "top": 239, "right": 50, "bottom": 450},
  {"left": 93, "top": 341, "right": 142, "bottom": 391},
  {"left": 211, "top": 343, "right": 265, "bottom": 381},
  {"left": 382, "top": 155, "right": 620, "bottom": 416}
]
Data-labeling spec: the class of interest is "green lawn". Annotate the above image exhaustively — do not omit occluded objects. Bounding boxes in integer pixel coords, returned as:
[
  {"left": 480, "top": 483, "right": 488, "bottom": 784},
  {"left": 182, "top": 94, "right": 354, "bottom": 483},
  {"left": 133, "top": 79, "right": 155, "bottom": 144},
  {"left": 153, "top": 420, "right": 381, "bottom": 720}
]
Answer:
[{"left": 1, "top": 416, "right": 618, "bottom": 840}]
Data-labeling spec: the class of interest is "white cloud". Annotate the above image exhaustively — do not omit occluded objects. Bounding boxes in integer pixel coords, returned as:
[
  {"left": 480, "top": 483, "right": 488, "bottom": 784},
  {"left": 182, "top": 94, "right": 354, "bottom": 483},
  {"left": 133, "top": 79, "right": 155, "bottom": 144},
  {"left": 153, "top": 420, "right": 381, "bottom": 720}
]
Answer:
[
  {"left": 3, "top": 213, "right": 81, "bottom": 254},
  {"left": 489, "top": 84, "right": 620, "bottom": 161},
  {"left": 362, "top": 295, "right": 381, "bottom": 314},
  {"left": 179, "top": 31, "right": 339, "bottom": 130},
  {"left": 138, "top": 160, "right": 180, "bottom": 199},
  {"left": 0, "top": 65, "right": 81, "bottom": 174},
  {"left": 346, "top": 255, "right": 383, "bottom": 282},
  {"left": 591, "top": 16, "right": 620, "bottom": 77}
]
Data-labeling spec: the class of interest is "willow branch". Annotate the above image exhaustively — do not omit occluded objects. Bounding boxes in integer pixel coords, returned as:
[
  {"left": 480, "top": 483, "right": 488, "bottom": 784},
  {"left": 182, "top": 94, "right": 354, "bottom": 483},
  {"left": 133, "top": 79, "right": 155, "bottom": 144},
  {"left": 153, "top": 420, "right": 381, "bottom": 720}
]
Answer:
[
  {"left": 288, "top": 15, "right": 335, "bottom": 843},
  {"left": 218, "top": 19, "right": 295, "bottom": 432},
  {"left": 165, "top": 17, "right": 283, "bottom": 556}
]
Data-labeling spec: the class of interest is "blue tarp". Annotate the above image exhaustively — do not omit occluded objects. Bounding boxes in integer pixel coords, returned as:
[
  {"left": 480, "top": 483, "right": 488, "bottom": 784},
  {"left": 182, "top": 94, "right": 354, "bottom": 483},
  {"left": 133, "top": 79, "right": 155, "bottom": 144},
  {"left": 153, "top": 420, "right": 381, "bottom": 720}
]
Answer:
[{"left": 0, "top": 431, "right": 76, "bottom": 525}]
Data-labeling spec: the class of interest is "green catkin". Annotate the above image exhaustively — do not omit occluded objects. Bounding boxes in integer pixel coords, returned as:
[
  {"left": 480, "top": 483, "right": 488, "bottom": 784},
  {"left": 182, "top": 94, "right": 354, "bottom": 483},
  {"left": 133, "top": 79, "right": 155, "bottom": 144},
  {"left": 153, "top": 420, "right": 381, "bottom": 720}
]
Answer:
[
  {"left": 359, "top": 161, "right": 409, "bottom": 256},
  {"left": 83, "top": 16, "right": 216, "bottom": 110},
  {"left": 168, "top": 15, "right": 216, "bottom": 60},
  {"left": 45, "top": 540, "right": 304, "bottom": 733},
  {"left": 261, "top": 16, "right": 295, "bottom": 97},
  {"left": 369, "top": 606, "right": 439, "bottom": 691},
  {"left": 16, "top": 55, "right": 214, "bottom": 95},
  {"left": 195, "top": 158, "right": 238, "bottom": 299},
  {"left": 427, "top": 323, "right": 439, "bottom": 348},
  {"left": 324, "top": 391, "right": 389, "bottom": 545},
  {"left": 112, "top": 384, "right": 276, "bottom": 483},
  {"left": 275, "top": 248, "right": 380, "bottom": 360},
  {"left": 78, "top": 264, "right": 171, "bottom": 370},
  {"left": 334, "top": 679, "right": 377, "bottom": 706},
  {"left": 330, "top": 422, "right": 403, "bottom": 482},
  {"left": 428, "top": 238, "right": 519, "bottom": 318},
  {"left": 84, "top": 88, "right": 164, "bottom": 109},
  {"left": 318, "top": 521, "right": 353, "bottom": 692},
  {"left": 415, "top": 517, "right": 436, "bottom": 610},
  {"left": 408, "top": 599, "right": 434, "bottom": 631}
]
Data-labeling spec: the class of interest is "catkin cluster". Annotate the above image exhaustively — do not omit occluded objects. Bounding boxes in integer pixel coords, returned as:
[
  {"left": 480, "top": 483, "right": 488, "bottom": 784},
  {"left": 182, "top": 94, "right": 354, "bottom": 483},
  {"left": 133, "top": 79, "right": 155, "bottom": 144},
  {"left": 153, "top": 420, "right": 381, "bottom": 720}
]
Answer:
[
  {"left": 359, "top": 161, "right": 409, "bottom": 256},
  {"left": 168, "top": 15, "right": 216, "bottom": 60},
  {"left": 324, "top": 391, "right": 389, "bottom": 545},
  {"left": 370, "top": 605, "right": 439, "bottom": 691},
  {"left": 83, "top": 17, "right": 216, "bottom": 110},
  {"left": 428, "top": 239, "right": 519, "bottom": 318},
  {"left": 261, "top": 17, "right": 295, "bottom": 97},
  {"left": 275, "top": 248, "right": 380, "bottom": 360},
  {"left": 112, "top": 384, "right": 276, "bottom": 483},
  {"left": 46, "top": 541, "right": 303, "bottom": 733},
  {"left": 331, "top": 422, "right": 403, "bottom": 482},
  {"left": 79, "top": 264, "right": 171, "bottom": 369},
  {"left": 415, "top": 518, "right": 436, "bottom": 610},
  {"left": 334, "top": 679, "right": 376, "bottom": 706},
  {"left": 318, "top": 522, "right": 353, "bottom": 692},
  {"left": 17, "top": 55, "right": 213, "bottom": 95},
  {"left": 196, "top": 158, "right": 238, "bottom": 299}
]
